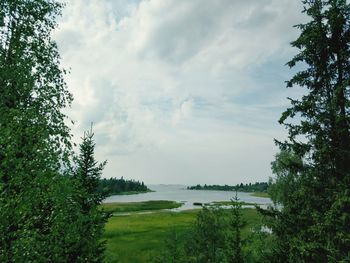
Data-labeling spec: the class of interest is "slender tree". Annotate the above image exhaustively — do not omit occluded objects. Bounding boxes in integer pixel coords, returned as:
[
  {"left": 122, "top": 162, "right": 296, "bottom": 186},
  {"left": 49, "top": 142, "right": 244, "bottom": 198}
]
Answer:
[
  {"left": 76, "top": 127, "right": 107, "bottom": 211},
  {"left": 72, "top": 127, "right": 108, "bottom": 262},
  {"left": 228, "top": 192, "right": 244, "bottom": 263},
  {"left": 267, "top": 0, "right": 350, "bottom": 262}
]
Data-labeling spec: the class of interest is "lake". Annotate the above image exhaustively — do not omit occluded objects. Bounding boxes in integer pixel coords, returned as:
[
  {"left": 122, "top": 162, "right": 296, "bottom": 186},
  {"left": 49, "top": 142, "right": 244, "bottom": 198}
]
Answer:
[{"left": 104, "top": 184, "right": 272, "bottom": 210}]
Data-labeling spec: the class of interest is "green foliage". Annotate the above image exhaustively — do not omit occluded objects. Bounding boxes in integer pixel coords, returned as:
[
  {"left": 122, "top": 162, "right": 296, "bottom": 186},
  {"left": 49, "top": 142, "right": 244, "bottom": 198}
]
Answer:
[
  {"left": 103, "top": 207, "right": 268, "bottom": 263},
  {"left": 153, "top": 229, "right": 186, "bottom": 263},
  {"left": 187, "top": 182, "right": 269, "bottom": 193},
  {"left": 243, "top": 226, "right": 275, "bottom": 263},
  {"left": 104, "top": 210, "right": 197, "bottom": 263},
  {"left": 72, "top": 129, "right": 109, "bottom": 263},
  {"left": 0, "top": 1, "right": 81, "bottom": 262},
  {"left": 268, "top": 150, "right": 303, "bottom": 205},
  {"left": 102, "top": 200, "right": 182, "bottom": 214},
  {"left": 212, "top": 201, "right": 257, "bottom": 206},
  {"left": 249, "top": 192, "right": 269, "bottom": 198},
  {"left": 98, "top": 177, "right": 150, "bottom": 196},
  {"left": 266, "top": 0, "right": 350, "bottom": 262},
  {"left": 152, "top": 203, "right": 269, "bottom": 263},
  {"left": 185, "top": 196, "right": 246, "bottom": 263},
  {"left": 0, "top": 2, "right": 109, "bottom": 262},
  {"left": 75, "top": 129, "right": 107, "bottom": 211},
  {"left": 227, "top": 193, "right": 245, "bottom": 263},
  {"left": 187, "top": 206, "right": 229, "bottom": 262}
]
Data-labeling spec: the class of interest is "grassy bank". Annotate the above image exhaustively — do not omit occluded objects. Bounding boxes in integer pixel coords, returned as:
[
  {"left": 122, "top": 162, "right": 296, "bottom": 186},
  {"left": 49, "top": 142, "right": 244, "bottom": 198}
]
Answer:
[
  {"left": 250, "top": 192, "right": 270, "bottom": 198},
  {"left": 102, "top": 200, "right": 182, "bottom": 214},
  {"left": 108, "top": 189, "right": 154, "bottom": 196},
  {"left": 212, "top": 200, "right": 257, "bottom": 206},
  {"left": 103, "top": 208, "right": 263, "bottom": 263}
]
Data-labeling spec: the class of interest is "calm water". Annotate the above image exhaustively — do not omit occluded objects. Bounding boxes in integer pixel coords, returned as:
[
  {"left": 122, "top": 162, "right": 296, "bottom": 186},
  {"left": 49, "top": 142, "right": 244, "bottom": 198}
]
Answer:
[{"left": 104, "top": 184, "right": 272, "bottom": 211}]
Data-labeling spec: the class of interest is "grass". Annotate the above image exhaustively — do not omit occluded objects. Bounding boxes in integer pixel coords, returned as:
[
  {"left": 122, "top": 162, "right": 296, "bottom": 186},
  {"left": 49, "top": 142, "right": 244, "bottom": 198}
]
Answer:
[
  {"left": 102, "top": 200, "right": 182, "bottom": 214},
  {"left": 103, "top": 210, "right": 197, "bottom": 262},
  {"left": 212, "top": 200, "right": 257, "bottom": 206},
  {"left": 103, "top": 208, "right": 263, "bottom": 263},
  {"left": 250, "top": 192, "right": 270, "bottom": 198}
]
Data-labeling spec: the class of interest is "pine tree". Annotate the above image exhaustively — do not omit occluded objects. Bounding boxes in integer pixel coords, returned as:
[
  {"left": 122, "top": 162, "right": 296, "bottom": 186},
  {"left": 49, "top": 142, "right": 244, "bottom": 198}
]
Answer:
[
  {"left": 267, "top": 0, "right": 350, "bottom": 262},
  {"left": 228, "top": 193, "right": 244, "bottom": 263},
  {"left": 72, "top": 128, "right": 108, "bottom": 262}
]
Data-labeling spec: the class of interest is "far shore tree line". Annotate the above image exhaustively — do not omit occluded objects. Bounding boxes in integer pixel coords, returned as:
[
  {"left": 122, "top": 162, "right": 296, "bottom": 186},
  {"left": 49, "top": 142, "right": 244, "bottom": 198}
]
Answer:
[
  {"left": 187, "top": 182, "right": 269, "bottom": 193},
  {"left": 97, "top": 177, "right": 150, "bottom": 196}
]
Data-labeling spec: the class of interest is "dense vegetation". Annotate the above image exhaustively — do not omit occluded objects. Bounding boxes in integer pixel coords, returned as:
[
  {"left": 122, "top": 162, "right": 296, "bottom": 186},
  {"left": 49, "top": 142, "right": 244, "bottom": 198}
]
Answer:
[
  {"left": 152, "top": 195, "right": 274, "bottom": 263},
  {"left": 98, "top": 177, "right": 150, "bottom": 196},
  {"left": 0, "top": 1, "right": 107, "bottom": 262},
  {"left": 2, "top": 0, "right": 350, "bottom": 262},
  {"left": 104, "top": 207, "right": 268, "bottom": 263},
  {"left": 72, "top": 130, "right": 109, "bottom": 262},
  {"left": 263, "top": 0, "right": 350, "bottom": 262},
  {"left": 102, "top": 200, "right": 182, "bottom": 213},
  {"left": 187, "top": 182, "right": 269, "bottom": 193}
]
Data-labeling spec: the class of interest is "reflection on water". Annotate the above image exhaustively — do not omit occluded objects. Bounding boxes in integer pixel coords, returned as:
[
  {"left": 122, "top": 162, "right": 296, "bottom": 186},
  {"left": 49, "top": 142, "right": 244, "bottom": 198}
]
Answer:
[{"left": 104, "top": 184, "right": 272, "bottom": 211}]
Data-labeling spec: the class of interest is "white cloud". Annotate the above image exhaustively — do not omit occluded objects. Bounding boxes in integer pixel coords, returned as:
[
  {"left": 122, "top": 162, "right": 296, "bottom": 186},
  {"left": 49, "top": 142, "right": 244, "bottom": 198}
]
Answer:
[{"left": 54, "top": 0, "right": 306, "bottom": 184}]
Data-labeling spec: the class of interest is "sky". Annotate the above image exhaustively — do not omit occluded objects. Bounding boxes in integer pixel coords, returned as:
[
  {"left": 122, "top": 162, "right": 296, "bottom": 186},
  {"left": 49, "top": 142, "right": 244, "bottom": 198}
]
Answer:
[{"left": 53, "top": 0, "right": 307, "bottom": 185}]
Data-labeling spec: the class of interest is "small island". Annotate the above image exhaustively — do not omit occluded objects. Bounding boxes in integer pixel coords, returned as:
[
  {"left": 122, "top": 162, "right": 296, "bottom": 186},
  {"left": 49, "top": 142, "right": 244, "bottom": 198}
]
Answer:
[
  {"left": 97, "top": 177, "right": 152, "bottom": 196},
  {"left": 187, "top": 182, "right": 269, "bottom": 197}
]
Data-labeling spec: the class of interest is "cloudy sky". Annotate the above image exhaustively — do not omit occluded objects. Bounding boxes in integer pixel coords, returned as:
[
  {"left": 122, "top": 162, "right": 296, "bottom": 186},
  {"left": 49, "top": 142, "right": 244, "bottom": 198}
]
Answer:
[{"left": 54, "top": 0, "right": 306, "bottom": 185}]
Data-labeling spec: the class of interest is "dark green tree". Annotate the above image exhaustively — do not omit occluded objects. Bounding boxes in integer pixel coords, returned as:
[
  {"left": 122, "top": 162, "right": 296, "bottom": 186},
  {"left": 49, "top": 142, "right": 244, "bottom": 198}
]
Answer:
[
  {"left": 228, "top": 193, "right": 245, "bottom": 263},
  {"left": 71, "top": 128, "right": 109, "bottom": 263},
  {"left": 186, "top": 206, "right": 228, "bottom": 263},
  {"left": 268, "top": 150, "right": 304, "bottom": 206},
  {"left": 97, "top": 177, "right": 150, "bottom": 196},
  {"left": 267, "top": 0, "right": 350, "bottom": 262},
  {"left": 75, "top": 128, "right": 107, "bottom": 212}
]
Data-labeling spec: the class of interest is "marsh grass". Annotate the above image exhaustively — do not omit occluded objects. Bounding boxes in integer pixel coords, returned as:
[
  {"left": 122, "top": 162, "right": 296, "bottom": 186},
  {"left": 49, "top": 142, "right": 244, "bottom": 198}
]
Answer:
[
  {"left": 103, "top": 208, "right": 262, "bottom": 263},
  {"left": 102, "top": 200, "right": 182, "bottom": 214},
  {"left": 249, "top": 192, "right": 270, "bottom": 198},
  {"left": 212, "top": 200, "right": 257, "bottom": 206}
]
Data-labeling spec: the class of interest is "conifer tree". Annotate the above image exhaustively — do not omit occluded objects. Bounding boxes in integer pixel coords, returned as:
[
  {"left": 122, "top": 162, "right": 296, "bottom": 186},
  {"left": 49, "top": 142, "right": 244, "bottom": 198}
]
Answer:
[
  {"left": 228, "top": 193, "right": 244, "bottom": 263},
  {"left": 72, "top": 127, "right": 108, "bottom": 262},
  {"left": 267, "top": 0, "right": 350, "bottom": 262}
]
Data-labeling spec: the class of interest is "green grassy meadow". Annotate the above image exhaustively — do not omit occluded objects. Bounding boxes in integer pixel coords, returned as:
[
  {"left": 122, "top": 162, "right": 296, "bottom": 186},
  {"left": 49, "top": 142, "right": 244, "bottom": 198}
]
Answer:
[
  {"left": 103, "top": 207, "right": 263, "bottom": 263},
  {"left": 249, "top": 192, "right": 270, "bottom": 198},
  {"left": 212, "top": 200, "right": 257, "bottom": 206},
  {"left": 102, "top": 200, "right": 182, "bottom": 214}
]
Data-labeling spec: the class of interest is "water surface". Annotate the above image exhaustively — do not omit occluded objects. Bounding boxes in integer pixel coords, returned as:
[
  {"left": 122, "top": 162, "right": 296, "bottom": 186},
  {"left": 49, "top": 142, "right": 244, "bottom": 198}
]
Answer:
[{"left": 104, "top": 184, "right": 272, "bottom": 211}]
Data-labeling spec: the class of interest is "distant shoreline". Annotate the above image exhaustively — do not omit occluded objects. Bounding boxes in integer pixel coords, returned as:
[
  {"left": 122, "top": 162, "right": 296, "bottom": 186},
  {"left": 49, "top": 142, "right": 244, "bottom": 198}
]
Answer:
[
  {"left": 187, "top": 189, "right": 270, "bottom": 198},
  {"left": 186, "top": 182, "right": 269, "bottom": 195}
]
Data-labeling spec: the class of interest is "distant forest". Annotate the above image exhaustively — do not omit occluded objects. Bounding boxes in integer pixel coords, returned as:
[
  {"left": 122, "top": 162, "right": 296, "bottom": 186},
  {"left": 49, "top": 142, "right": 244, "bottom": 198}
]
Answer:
[
  {"left": 187, "top": 182, "right": 269, "bottom": 192},
  {"left": 97, "top": 177, "right": 150, "bottom": 196}
]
